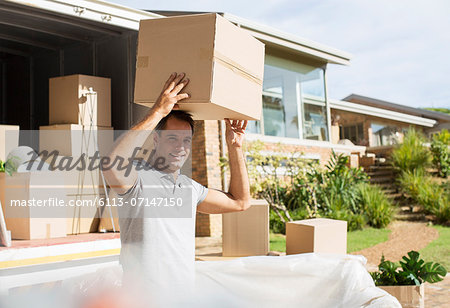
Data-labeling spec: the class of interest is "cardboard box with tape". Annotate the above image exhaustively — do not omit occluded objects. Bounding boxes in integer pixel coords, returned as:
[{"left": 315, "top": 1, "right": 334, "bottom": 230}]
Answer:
[
  {"left": 134, "top": 13, "right": 265, "bottom": 120},
  {"left": 49, "top": 74, "right": 111, "bottom": 127}
]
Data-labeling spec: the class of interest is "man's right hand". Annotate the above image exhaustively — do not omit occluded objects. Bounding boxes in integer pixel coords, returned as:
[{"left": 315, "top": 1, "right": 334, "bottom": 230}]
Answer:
[{"left": 151, "top": 72, "right": 190, "bottom": 118}]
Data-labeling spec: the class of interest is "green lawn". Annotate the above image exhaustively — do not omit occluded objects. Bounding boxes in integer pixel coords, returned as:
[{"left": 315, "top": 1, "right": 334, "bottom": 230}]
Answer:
[
  {"left": 270, "top": 227, "right": 391, "bottom": 253},
  {"left": 419, "top": 225, "right": 450, "bottom": 270},
  {"left": 270, "top": 232, "right": 286, "bottom": 252},
  {"left": 347, "top": 228, "right": 391, "bottom": 253}
]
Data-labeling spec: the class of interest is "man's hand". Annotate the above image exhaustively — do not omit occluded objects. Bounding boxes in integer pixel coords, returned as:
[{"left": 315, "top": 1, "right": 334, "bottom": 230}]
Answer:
[
  {"left": 197, "top": 119, "right": 250, "bottom": 214},
  {"left": 225, "top": 119, "right": 247, "bottom": 148},
  {"left": 151, "top": 72, "right": 190, "bottom": 118},
  {"left": 103, "top": 72, "right": 189, "bottom": 195}
]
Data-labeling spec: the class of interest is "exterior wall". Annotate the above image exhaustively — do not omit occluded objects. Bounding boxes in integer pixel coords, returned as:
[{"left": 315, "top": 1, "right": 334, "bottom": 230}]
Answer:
[
  {"left": 331, "top": 109, "right": 426, "bottom": 147},
  {"left": 251, "top": 141, "right": 333, "bottom": 166}
]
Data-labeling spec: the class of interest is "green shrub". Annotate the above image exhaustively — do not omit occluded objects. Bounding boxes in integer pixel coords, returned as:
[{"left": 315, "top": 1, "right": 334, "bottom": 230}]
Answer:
[
  {"left": 397, "top": 169, "right": 428, "bottom": 199},
  {"left": 324, "top": 194, "right": 366, "bottom": 231},
  {"left": 391, "top": 127, "right": 431, "bottom": 173},
  {"left": 328, "top": 209, "right": 366, "bottom": 231},
  {"left": 430, "top": 129, "right": 450, "bottom": 178},
  {"left": 398, "top": 170, "right": 450, "bottom": 223},
  {"left": 358, "top": 183, "right": 393, "bottom": 228},
  {"left": 269, "top": 208, "right": 286, "bottom": 234},
  {"left": 417, "top": 183, "right": 450, "bottom": 223},
  {"left": 287, "top": 151, "right": 368, "bottom": 215}
]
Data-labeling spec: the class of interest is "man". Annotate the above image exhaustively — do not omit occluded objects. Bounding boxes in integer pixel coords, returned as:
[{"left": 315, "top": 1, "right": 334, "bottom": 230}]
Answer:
[{"left": 103, "top": 72, "right": 251, "bottom": 296}]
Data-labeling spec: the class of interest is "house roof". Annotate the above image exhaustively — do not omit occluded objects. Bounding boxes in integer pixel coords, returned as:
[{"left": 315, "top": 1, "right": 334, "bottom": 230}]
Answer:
[
  {"left": 1, "top": 1, "right": 352, "bottom": 67},
  {"left": 147, "top": 10, "right": 352, "bottom": 66},
  {"left": 343, "top": 94, "right": 450, "bottom": 123},
  {"left": 329, "top": 99, "right": 437, "bottom": 127}
]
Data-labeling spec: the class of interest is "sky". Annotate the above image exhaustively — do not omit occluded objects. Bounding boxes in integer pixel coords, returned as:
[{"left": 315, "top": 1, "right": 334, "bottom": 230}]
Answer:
[{"left": 111, "top": 0, "right": 450, "bottom": 109}]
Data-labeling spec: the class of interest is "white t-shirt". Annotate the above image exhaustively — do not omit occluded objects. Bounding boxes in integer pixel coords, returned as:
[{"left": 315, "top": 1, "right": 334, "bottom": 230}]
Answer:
[{"left": 117, "top": 166, "right": 208, "bottom": 292}]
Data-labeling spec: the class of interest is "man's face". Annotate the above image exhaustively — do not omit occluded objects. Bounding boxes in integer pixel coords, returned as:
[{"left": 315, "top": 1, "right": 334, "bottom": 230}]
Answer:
[{"left": 153, "top": 117, "right": 192, "bottom": 173}]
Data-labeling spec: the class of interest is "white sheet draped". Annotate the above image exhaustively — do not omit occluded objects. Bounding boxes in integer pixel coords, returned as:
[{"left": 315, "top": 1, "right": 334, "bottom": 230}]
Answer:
[{"left": 59, "top": 253, "right": 400, "bottom": 308}]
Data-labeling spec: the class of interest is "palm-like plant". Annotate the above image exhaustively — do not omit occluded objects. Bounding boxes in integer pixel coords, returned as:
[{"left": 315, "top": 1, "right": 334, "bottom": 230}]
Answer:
[{"left": 371, "top": 251, "right": 447, "bottom": 286}]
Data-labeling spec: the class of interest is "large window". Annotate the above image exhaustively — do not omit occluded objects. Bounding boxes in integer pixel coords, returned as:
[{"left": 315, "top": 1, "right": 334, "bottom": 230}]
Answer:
[
  {"left": 300, "top": 67, "right": 325, "bottom": 100},
  {"left": 247, "top": 57, "right": 329, "bottom": 141},
  {"left": 302, "top": 102, "right": 328, "bottom": 141},
  {"left": 301, "top": 68, "right": 328, "bottom": 141},
  {"left": 371, "top": 123, "right": 402, "bottom": 146},
  {"left": 340, "top": 122, "right": 364, "bottom": 145}
]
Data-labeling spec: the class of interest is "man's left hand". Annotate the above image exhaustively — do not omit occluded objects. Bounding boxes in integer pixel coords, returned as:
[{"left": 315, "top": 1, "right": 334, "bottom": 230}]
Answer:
[{"left": 225, "top": 119, "right": 247, "bottom": 148}]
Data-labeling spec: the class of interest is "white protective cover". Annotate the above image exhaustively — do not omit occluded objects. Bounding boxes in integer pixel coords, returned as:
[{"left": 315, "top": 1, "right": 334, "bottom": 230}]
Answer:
[{"left": 58, "top": 253, "right": 401, "bottom": 308}]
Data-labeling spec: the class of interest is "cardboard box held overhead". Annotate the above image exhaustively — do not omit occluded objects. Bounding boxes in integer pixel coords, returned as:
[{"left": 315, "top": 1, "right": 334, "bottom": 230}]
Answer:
[{"left": 134, "top": 13, "right": 265, "bottom": 120}]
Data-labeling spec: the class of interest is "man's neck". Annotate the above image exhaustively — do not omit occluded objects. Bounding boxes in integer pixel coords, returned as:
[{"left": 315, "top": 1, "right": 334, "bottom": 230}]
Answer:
[{"left": 150, "top": 163, "right": 179, "bottom": 181}]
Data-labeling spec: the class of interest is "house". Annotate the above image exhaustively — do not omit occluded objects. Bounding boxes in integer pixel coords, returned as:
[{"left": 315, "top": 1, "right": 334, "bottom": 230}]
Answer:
[
  {"left": 0, "top": 1, "right": 365, "bottom": 239},
  {"left": 330, "top": 94, "right": 449, "bottom": 158}
]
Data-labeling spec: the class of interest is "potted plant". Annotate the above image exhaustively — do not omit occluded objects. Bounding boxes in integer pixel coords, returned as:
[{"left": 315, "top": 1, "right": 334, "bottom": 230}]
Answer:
[
  {"left": 370, "top": 250, "right": 447, "bottom": 308},
  {"left": 0, "top": 158, "right": 17, "bottom": 175}
]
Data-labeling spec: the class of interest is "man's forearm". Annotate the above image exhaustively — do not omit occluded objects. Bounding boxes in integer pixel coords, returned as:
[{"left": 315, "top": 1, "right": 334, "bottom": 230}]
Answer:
[
  {"left": 110, "top": 109, "right": 163, "bottom": 161},
  {"left": 103, "top": 109, "right": 163, "bottom": 192},
  {"left": 227, "top": 146, "right": 251, "bottom": 209}
]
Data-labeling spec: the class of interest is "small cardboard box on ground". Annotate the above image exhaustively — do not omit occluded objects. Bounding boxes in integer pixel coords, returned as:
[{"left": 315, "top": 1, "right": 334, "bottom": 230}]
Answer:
[
  {"left": 0, "top": 125, "right": 19, "bottom": 161},
  {"left": 49, "top": 74, "right": 111, "bottom": 127},
  {"left": 0, "top": 172, "right": 66, "bottom": 240},
  {"left": 222, "top": 199, "right": 269, "bottom": 257},
  {"left": 134, "top": 13, "right": 265, "bottom": 120},
  {"left": 39, "top": 124, "right": 114, "bottom": 157},
  {"left": 286, "top": 218, "right": 347, "bottom": 255}
]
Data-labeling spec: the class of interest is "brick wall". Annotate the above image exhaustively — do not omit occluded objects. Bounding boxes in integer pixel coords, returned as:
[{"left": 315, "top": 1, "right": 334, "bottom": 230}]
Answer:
[{"left": 193, "top": 120, "right": 223, "bottom": 237}]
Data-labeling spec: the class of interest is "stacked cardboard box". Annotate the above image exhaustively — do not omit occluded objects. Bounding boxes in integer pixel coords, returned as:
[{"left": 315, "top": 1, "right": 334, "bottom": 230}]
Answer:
[
  {"left": 0, "top": 125, "right": 19, "bottom": 162},
  {"left": 39, "top": 74, "right": 114, "bottom": 234},
  {"left": 49, "top": 74, "right": 111, "bottom": 127},
  {"left": 134, "top": 13, "right": 265, "bottom": 120},
  {"left": 0, "top": 171, "right": 67, "bottom": 240}
]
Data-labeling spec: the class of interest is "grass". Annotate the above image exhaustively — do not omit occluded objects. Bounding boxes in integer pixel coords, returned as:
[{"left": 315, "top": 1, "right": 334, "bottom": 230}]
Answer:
[
  {"left": 270, "top": 232, "right": 286, "bottom": 252},
  {"left": 269, "top": 227, "right": 390, "bottom": 253},
  {"left": 347, "top": 227, "right": 391, "bottom": 253},
  {"left": 419, "top": 225, "right": 450, "bottom": 270}
]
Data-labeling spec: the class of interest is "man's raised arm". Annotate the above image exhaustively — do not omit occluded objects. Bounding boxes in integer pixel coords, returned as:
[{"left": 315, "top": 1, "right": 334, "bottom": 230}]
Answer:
[
  {"left": 197, "top": 119, "right": 251, "bottom": 214},
  {"left": 103, "top": 72, "right": 189, "bottom": 194}
]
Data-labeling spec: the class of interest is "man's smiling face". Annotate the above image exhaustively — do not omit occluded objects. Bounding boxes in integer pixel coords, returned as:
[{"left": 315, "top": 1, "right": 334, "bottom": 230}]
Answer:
[{"left": 153, "top": 116, "right": 192, "bottom": 173}]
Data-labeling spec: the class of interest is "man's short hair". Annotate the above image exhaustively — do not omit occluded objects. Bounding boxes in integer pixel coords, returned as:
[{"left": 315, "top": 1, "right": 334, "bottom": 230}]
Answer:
[{"left": 154, "top": 110, "right": 195, "bottom": 135}]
